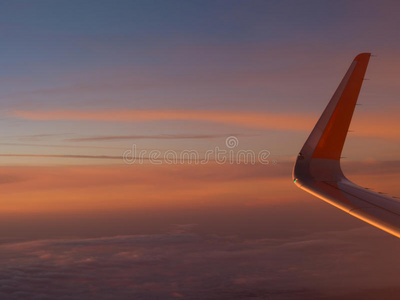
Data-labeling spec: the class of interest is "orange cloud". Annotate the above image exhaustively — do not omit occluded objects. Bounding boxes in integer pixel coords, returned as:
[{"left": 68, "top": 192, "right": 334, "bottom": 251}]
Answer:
[
  {"left": 350, "top": 111, "right": 400, "bottom": 141},
  {"left": 11, "top": 109, "right": 400, "bottom": 140},
  {"left": 12, "top": 109, "right": 314, "bottom": 131},
  {"left": 1, "top": 160, "right": 399, "bottom": 215},
  {"left": 0, "top": 163, "right": 297, "bottom": 214}
]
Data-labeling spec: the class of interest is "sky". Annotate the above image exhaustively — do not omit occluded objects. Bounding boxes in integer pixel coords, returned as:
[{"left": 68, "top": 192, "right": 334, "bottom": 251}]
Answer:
[{"left": 0, "top": 0, "right": 400, "bottom": 299}]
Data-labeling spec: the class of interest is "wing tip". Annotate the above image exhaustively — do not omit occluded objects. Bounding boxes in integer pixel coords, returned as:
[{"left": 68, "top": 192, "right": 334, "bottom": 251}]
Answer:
[
  {"left": 354, "top": 53, "right": 371, "bottom": 62},
  {"left": 293, "top": 52, "right": 372, "bottom": 182}
]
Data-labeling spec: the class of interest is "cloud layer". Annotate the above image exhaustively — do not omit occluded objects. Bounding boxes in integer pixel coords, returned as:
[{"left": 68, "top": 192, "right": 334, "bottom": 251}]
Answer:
[
  {"left": 1, "top": 226, "right": 400, "bottom": 300},
  {"left": 11, "top": 109, "right": 400, "bottom": 141}
]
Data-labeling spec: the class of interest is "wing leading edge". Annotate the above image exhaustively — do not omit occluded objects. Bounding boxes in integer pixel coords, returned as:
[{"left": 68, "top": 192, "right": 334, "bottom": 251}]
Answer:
[{"left": 293, "top": 53, "right": 400, "bottom": 238}]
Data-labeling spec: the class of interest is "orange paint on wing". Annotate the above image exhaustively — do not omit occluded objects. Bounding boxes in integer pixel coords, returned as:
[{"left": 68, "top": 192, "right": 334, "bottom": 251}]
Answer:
[{"left": 313, "top": 53, "right": 371, "bottom": 160}]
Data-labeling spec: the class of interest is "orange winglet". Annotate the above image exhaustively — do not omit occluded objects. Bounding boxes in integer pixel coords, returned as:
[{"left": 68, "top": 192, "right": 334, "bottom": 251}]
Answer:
[{"left": 312, "top": 53, "right": 371, "bottom": 160}]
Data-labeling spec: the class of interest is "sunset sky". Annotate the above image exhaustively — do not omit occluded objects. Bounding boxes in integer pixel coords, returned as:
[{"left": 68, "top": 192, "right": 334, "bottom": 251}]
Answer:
[{"left": 0, "top": 1, "right": 400, "bottom": 299}]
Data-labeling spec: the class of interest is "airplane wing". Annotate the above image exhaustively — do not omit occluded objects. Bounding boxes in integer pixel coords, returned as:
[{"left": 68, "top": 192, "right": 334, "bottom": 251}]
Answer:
[{"left": 293, "top": 53, "right": 400, "bottom": 238}]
